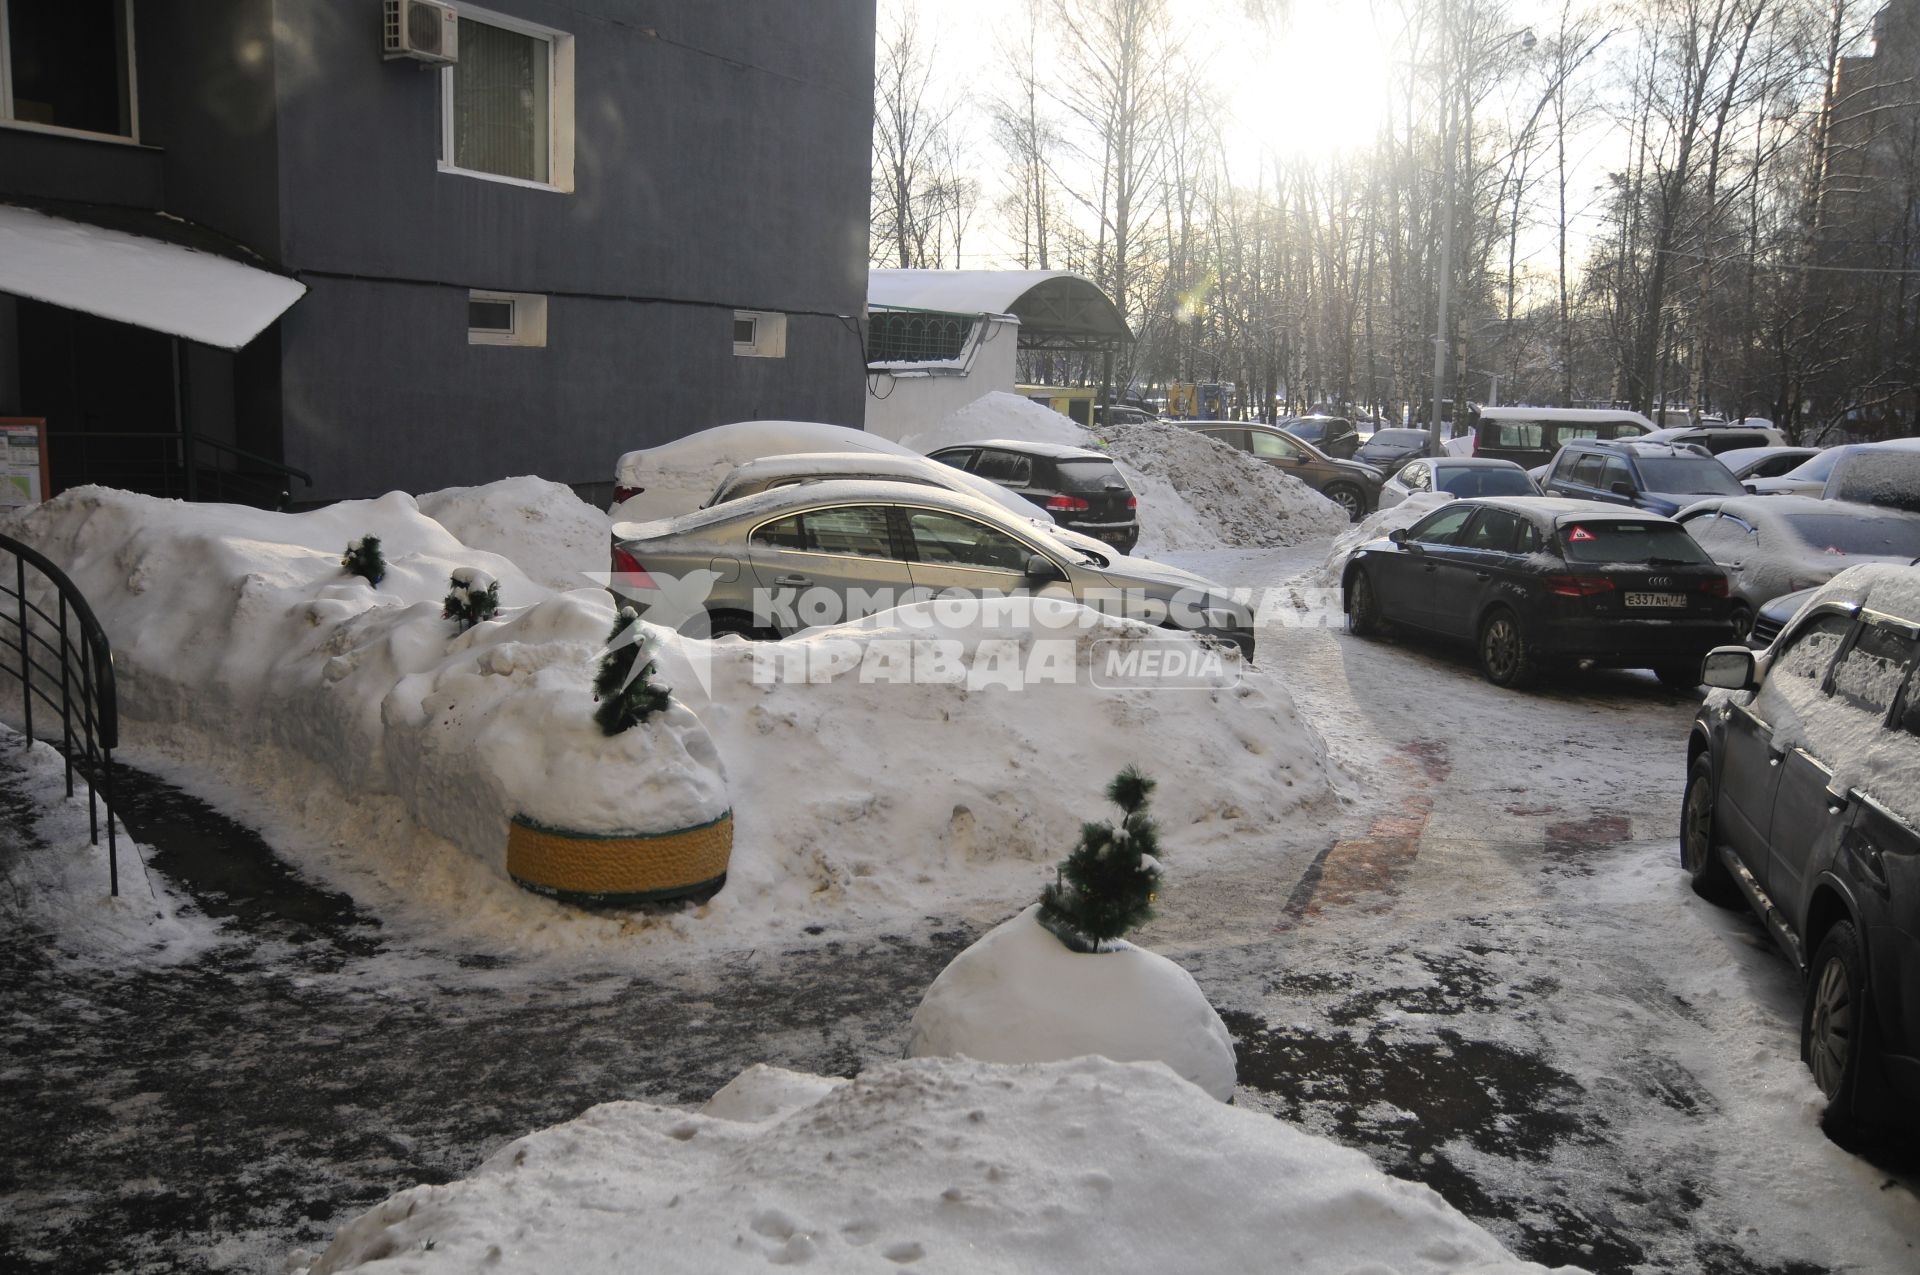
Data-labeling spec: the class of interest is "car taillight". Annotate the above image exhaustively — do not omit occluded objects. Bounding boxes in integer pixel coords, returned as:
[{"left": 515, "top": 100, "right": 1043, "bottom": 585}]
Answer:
[
  {"left": 1126, "top": 495, "right": 1138, "bottom": 509},
  {"left": 1700, "top": 576, "right": 1729, "bottom": 598},
  {"left": 612, "top": 484, "right": 644, "bottom": 506},
  {"left": 1046, "top": 495, "right": 1091, "bottom": 512},
  {"left": 610, "top": 545, "right": 657, "bottom": 590},
  {"left": 1470, "top": 432, "right": 1479, "bottom": 457},
  {"left": 1543, "top": 573, "right": 1615, "bottom": 598}
]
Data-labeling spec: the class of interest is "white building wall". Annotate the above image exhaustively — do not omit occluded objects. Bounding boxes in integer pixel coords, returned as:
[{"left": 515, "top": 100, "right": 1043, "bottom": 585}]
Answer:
[{"left": 863, "top": 313, "right": 1020, "bottom": 442}]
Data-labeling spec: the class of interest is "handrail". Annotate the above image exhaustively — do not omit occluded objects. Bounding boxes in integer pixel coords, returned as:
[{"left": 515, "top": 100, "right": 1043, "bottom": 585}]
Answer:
[
  {"left": 0, "top": 532, "right": 120, "bottom": 893},
  {"left": 71, "top": 431, "right": 315, "bottom": 490}
]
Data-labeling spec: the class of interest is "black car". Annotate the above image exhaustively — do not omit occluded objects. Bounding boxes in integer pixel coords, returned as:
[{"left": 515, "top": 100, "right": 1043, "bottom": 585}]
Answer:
[
  {"left": 1355, "top": 428, "right": 1435, "bottom": 474},
  {"left": 1279, "top": 415, "right": 1360, "bottom": 459},
  {"left": 1342, "top": 497, "right": 1735, "bottom": 688},
  {"left": 1539, "top": 438, "right": 1745, "bottom": 516},
  {"left": 1688, "top": 573, "right": 1920, "bottom": 1138},
  {"left": 927, "top": 439, "right": 1139, "bottom": 552}
]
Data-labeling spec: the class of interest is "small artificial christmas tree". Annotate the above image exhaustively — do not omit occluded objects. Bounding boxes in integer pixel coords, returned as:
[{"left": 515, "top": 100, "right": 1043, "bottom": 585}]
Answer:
[
  {"left": 593, "top": 607, "right": 672, "bottom": 735},
  {"left": 443, "top": 567, "right": 500, "bottom": 632},
  {"left": 342, "top": 535, "right": 386, "bottom": 586},
  {"left": 1036, "top": 767, "right": 1162, "bottom": 953}
]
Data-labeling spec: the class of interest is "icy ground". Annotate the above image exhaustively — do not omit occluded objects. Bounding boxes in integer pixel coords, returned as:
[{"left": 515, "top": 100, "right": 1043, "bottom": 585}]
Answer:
[{"left": 3, "top": 542, "right": 1918, "bottom": 1273}]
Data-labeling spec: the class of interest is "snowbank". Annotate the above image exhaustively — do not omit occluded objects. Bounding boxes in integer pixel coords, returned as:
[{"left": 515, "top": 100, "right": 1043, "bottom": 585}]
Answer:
[
  {"left": 1102, "top": 422, "right": 1348, "bottom": 552},
  {"left": 898, "top": 389, "right": 1095, "bottom": 453},
  {"left": 1310, "top": 492, "right": 1452, "bottom": 589},
  {"left": 416, "top": 476, "right": 610, "bottom": 593},
  {"left": 296, "top": 1056, "right": 1574, "bottom": 1275},
  {"left": 908, "top": 905, "right": 1237, "bottom": 1100}
]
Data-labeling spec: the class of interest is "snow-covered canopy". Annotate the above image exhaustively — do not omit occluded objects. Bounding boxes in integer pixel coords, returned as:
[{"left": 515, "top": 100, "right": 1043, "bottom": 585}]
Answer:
[
  {"left": 0, "top": 203, "right": 305, "bottom": 350},
  {"left": 869, "top": 269, "right": 1133, "bottom": 348}
]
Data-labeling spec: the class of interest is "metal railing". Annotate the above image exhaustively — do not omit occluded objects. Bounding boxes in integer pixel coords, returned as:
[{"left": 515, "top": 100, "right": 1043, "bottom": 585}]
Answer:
[
  {"left": 0, "top": 533, "right": 120, "bottom": 893},
  {"left": 57, "top": 431, "right": 314, "bottom": 509}
]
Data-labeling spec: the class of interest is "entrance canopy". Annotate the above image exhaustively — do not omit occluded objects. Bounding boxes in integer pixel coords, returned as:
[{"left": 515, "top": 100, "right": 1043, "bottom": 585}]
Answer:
[
  {"left": 0, "top": 202, "right": 305, "bottom": 350},
  {"left": 869, "top": 270, "right": 1132, "bottom": 353}
]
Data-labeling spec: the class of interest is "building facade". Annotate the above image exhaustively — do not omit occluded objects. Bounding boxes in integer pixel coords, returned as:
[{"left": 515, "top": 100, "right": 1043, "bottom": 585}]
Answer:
[{"left": 0, "top": 0, "right": 876, "bottom": 503}]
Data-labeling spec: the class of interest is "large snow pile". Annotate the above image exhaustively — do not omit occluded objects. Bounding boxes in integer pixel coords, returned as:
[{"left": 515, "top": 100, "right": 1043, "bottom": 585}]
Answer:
[
  {"left": 1, "top": 486, "right": 729, "bottom": 873},
  {"left": 897, "top": 389, "right": 1095, "bottom": 454},
  {"left": 612, "top": 420, "right": 912, "bottom": 522},
  {"left": 296, "top": 1056, "right": 1574, "bottom": 1275},
  {"left": 1101, "top": 422, "right": 1348, "bottom": 552},
  {"left": 1310, "top": 492, "right": 1451, "bottom": 589},
  {"left": 416, "top": 476, "right": 610, "bottom": 593},
  {"left": 907, "top": 905, "right": 1237, "bottom": 1100},
  {"left": 3, "top": 487, "right": 1333, "bottom": 950}
]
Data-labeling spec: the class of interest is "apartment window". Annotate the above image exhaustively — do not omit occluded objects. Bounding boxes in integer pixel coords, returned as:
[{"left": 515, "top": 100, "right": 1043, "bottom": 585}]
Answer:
[
  {"left": 468, "top": 290, "right": 547, "bottom": 346},
  {"left": 440, "top": 5, "right": 573, "bottom": 191},
  {"left": 1, "top": 0, "right": 137, "bottom": 141},
  {"left": 734, "top": 311, "right": 787, "bottom": 359}
]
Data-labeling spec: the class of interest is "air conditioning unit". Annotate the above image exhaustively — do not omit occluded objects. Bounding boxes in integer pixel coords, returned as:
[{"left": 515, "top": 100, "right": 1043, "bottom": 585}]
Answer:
[{"left": 383, "top": 0, "right": 458, "bottom": 65}]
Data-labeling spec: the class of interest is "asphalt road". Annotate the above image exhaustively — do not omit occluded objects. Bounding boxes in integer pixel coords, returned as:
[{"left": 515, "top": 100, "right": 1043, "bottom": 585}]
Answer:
[{"left": 3, "top": 543, "right": 1917, "bottom": 1273}]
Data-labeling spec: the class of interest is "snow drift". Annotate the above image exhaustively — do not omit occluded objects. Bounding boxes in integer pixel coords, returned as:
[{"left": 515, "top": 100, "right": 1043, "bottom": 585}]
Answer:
[
  {"left": 296, "top": 1055, "right": 1577, "bottom": 1275},
  {"left": 1311, "top": 492, "right": 1452, "bottom": 589}
]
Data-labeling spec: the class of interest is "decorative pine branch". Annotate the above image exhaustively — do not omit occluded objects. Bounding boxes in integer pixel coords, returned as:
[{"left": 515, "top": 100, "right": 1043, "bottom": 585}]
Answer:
[{"left": 1036, "top": 767, "right": 1162, "bottom": 953}]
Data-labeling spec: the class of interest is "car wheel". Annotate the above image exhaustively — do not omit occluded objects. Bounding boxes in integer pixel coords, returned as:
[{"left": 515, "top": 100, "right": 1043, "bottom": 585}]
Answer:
[
  {"left": 1729, "top": 601, "right": 1754, "bottom": 641},
  {"left": 1476, "top": 607, "right": 1538, "bottom": 689},
  {"left": 704, "top": 610, "right": 779, "bottom": 641},
  {"left": 1324, "top": 483, "right": 1366, "bottom": 522},
  {"left": 1804, "top": 920, "right": 1873, "bottom": 1138},
  {"left": 1656, "top": 662, "right": 1702, "bottom": 691},
  {"left": 1347, "top": 568, "right": 1384, "bottom": 637},
  {"left": 1680, "top": 756, "right": 1737, "bottom": 904}
]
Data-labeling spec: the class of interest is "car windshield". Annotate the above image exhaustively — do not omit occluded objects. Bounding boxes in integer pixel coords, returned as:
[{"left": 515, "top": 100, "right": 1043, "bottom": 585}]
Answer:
[
  {"left": 1780, "top": 512, "right": 1920, "bottom": 557},
  {"left": 1560, "top": 521, "right": 1712, "bottom": 564},
  {"left": 1633, "top": 457, "right": 1744, "bottom": 495},
  {"left": 1055, "top": 459, "right": 1128, "bottom": 493},
  {"left": 1365, "top": 430, "right": 1428, "bottom": 449},
  {"left": 1824, "top": 450, "right": 1920, "bottom": 512},
  {"left": 1435, "top": 467, "right": 1533, "bottom": 498},
  {"left": 1783, "top": 447, "right": 1848, "bottom": 482},
  {"left": 1288, "top": 420, "right": 1328, "bottom": 440}
]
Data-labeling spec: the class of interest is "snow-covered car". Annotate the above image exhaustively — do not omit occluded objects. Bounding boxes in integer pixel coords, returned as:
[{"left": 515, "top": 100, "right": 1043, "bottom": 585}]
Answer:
[
  {"left": 1342, "top": 497, "right": 1736, "bottom": 689},
  {"left": 704, "top": 452, "right": 1119, "bottom": 563},
  {"left": 1674, "top": 495, "right": 1920, "bottom": 638},
  {"left": 1353, "top": 428, "right": 1434, "bottom": 476},
  {"left": 609, "top": 479, "right": 1253, "bottom": 654},
  {"left": 1686, "top": 563, "right": 1920, "bottom": 1138},
  {"left": 1177, "top": 422, "right": 1384, "bottom": 521},
  {"left": 611, "top": 421, "right": 911, "bottom": 522},
  {"left": 1822, "top": 437, "right": 1920, "bottom": 513},
  {"left": 1640, "top": 423, "right": 1789, "bottom": 456},
  {"left": 1726, "top": 445, "right": 1820, "bottom": 483},
  {"left": 1745, "top": 445, "right": 1860, "bottom": 497},
  {"left": 1377, "top": 457, "right": 1537, "bottom": 509}
]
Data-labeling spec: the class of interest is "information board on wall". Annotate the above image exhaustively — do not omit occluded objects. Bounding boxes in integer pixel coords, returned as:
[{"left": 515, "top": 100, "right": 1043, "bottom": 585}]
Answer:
[{"left": 0, "top": 418, "right": 49, "bottom": 509}]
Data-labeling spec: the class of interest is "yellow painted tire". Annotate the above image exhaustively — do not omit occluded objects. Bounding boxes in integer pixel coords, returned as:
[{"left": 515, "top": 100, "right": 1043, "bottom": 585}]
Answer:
[{"left": 507, "top": 811, "right": 732, "bottom": 905}]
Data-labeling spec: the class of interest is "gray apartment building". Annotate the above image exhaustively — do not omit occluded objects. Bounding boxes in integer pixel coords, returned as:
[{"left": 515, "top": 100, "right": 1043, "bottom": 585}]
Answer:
[{"left": 0, "top": 0, "right": 876, "bottom": 504}]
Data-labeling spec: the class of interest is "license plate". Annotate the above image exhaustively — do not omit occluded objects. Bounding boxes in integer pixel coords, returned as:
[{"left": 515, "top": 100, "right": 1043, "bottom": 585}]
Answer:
[{"left": 1625, "top": 592, "right": 1687, "bottom": 608}]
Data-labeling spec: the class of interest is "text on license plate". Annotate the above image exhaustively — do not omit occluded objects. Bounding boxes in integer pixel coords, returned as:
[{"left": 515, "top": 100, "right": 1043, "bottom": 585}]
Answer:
[{"left": 1625, "top": 592, "right": 1687, "bottom": 608}]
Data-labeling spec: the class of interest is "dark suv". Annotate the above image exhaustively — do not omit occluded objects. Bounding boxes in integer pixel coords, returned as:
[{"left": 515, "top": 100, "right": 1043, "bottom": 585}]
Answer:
[
  {"left": 1688, "top": 567, "right": 1920, "bottom": 1138},
  {"left": 1541, "top": 439, "right": 1745, "bottom": 515},
  {"left": 927, "top": 439, "right": 1139, "bottom": 552}
]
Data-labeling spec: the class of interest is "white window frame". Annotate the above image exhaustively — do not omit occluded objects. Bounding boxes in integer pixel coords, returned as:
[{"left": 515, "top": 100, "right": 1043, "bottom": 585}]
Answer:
[
  {"left": 734, "top": 310, "right": 787, "bottom": 359},
  {"left": 0, "top": 0, "right": 142, "bottom": 145},
  {"left": 438, "top": 2, "right": 574, "bottom": 193},
  {"left": 468, "top": 289, "right": 548, "bottom": 347}
]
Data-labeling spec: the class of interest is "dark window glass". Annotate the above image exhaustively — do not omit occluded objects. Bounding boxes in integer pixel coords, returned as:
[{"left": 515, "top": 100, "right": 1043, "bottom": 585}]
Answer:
[
  {"left": 973, "top": 451, "right": 1033, "bottom": 485},
  {"left": 1492, "top": 422, "right": 1545, "bottom": 448},
  {"left": 1560, "top": 522, "right": 1712, "bottom": 564},
  {"left": 1832, "top": 623, "right": 1918, "bottom": 716},
  {"left": 1409, "top": 504, "right": 1477, "bottom": 545},
  {"left": 1369, "top": 430, "right": 1429, "bottom": 448},
  {"left": 751, "top": 515, "right": 810, "bottom": 551},
  {"left": 469, "top": 299, "right": 515, "bottom": 333},
  {"left": 1403, "top": 463, "right": 1430, "bottom": 492},
  {"left": 733, "top": 317, "right": 757, "bottom": 345},
  {"left": 1780, "top": 513, "right": 1920, "bottom": 558},
  {"left": 1572, "top": 455, "right": 1605, "bottom": 486},
  {"left": 799, "top": 506, "right": 895, "bottom": 559},
  {"left": 1634, "top": 457, "right": 1743, "bottom": 495},
  {"left": 1437, "top": 467, "right": 1534, "bottom": 498},
  {"left": 6, "top": 0, "right": 130, "bottom": 136},
  {"left": 1055, "top": 460, "right": 1126, "bottom": 493},
  {"left": 1601, "top": 458, "right": 1633, "bottom": 490},
  {"left": 928, "top": 449, "right": 976, "bottom": 472},
  {"left": 1463, "top": 508, "right": 1524, "bottom": 551},
  {"left": 1247, "top": 431, "right": 1300, "bottom": 459},
  {"left": 906, "top": 511, "right": 1031, "bottom": 571}
]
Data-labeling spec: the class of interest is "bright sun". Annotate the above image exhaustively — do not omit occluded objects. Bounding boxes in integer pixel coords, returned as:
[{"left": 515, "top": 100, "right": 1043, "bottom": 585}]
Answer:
[{"left": 1223, "top": 6, "right": 1394, "bottom": 163}]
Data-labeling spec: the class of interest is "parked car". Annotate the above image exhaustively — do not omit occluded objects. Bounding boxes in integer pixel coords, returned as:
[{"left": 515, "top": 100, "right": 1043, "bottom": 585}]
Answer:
[
  {"left": 926, "top": 439, "right": 1140, "bottom": 553},
  {"left": 705, "top": 452, "right": 1119, "bottom": 563},
  {"left": 1823, "top": 438, "right": 1920, "bottom": 513},
  {"left": 1466, "top": 406, "right": 1657, "bottom": 471},
  {"left": 1686, "top": 564, "right": 1920, "bottom": 1138},
  {"left": 1342, "top": 497, "right": 1735, "bottom": 688},
  {"left": 1746, "top": 445, "right": 1860, "bottom": 497},
  {"left": 1354, "top": 428, "right": 1435, "bottom": 475},
  {"left": 1178, "top": 421, "right": 1384, "bottom": 521},
  {"left": 1378, "top": 457, "right": 1538, "bottom": 509},
  {"left": 1674, "top": 495, "right": 1920, "bottom": 638},
  {"left": 1278, "top": 415, "right": 1360, "bottom": 459},
  {"left": 1095, "top": 404, "right": 1157, "bottom": 427},
  {"left": 611, "top": 420, "right": 906, "bottom": 521},
  {"left": 1539, "top": 438, "right": 1745, "bottom": 515},
  {"left": 1725, "top": 446, "right": 1821, "bottom": 483},
  {"left": 609, "top": 479, "right": 1253, "bottom": 652},
  {"left": 1640, "top": 423, "right": 1790, "bottom": 455}
]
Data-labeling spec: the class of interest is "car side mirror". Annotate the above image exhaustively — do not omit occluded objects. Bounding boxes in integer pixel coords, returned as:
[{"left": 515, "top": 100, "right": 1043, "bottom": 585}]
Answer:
[
  {"left": 1609, "top": 481, "right": 1635, "bottom": 498},
  {"left": 1388, "top": 528, "right": 1407, "bottom": 544},
  {"left": 1026, "top": 553, "right": 1066, "bottom": 582},
  {"left": 1701, "top": 646, "right": 1757, "bottom": 691}
]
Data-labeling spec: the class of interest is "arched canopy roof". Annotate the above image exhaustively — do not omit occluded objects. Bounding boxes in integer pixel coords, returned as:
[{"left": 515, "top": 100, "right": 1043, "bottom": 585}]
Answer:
[{"left": 868, "top": 269, "right": 1133, "bottom": 351}]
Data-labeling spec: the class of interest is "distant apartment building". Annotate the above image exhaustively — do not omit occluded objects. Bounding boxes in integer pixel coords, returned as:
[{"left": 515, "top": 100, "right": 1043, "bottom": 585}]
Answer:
[{"left": 0, "top": 0, "right": 876, "bottom": 504}]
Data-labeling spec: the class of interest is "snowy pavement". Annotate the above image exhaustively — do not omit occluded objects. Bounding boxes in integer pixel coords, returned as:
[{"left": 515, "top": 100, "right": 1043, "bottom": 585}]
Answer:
[{"left": 3, "top": 540, "right": 1918, "bottom": 1273}]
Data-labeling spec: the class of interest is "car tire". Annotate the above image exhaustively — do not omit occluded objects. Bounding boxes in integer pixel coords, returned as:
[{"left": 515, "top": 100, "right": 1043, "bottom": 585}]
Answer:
[
  {"left": 1347, "top": 568, "right": 1384, "bottom": 637},
  {"left": 704, "top": 610, "right": 779, "bottom": 641},
  {"left": 1476, "top": 607, "right": 1538, "bottom": 689},
  {"left": 1656, "top": 662, "right": 1702, "bottom": 691},
  {"left": 1804, "top": 920, "right": 1873, "bottom": 1139},
  {"left": 1729, "top": 601, "right": 1754, "bottom": 641},
  {"left": 1679, "top": 756, "right": 1737, "bottom": 904},
  {"left": 1324, "top": 483, "right": 1366, "bottom": 522}
]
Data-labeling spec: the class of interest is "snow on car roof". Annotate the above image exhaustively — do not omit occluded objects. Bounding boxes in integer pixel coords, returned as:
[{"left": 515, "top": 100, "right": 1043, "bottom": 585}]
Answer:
[
  {"left": 1426, "top": 457, "right": 1527, "bottom": 470},
  {"left": 1465, "top": 495, "right": 1677, "bottom": 522},
  {"left": 1473, "top": 406, "right": 1658, "bottom": 426},
  {"left": 616, "top": 421, "right": 907, "bottom": 483},
  {"left": 614, "top": 478, "right": 1026, "bottom": 540},
  {"left": 934, "top": 438, "right": 1116, "bottom": 461}
]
